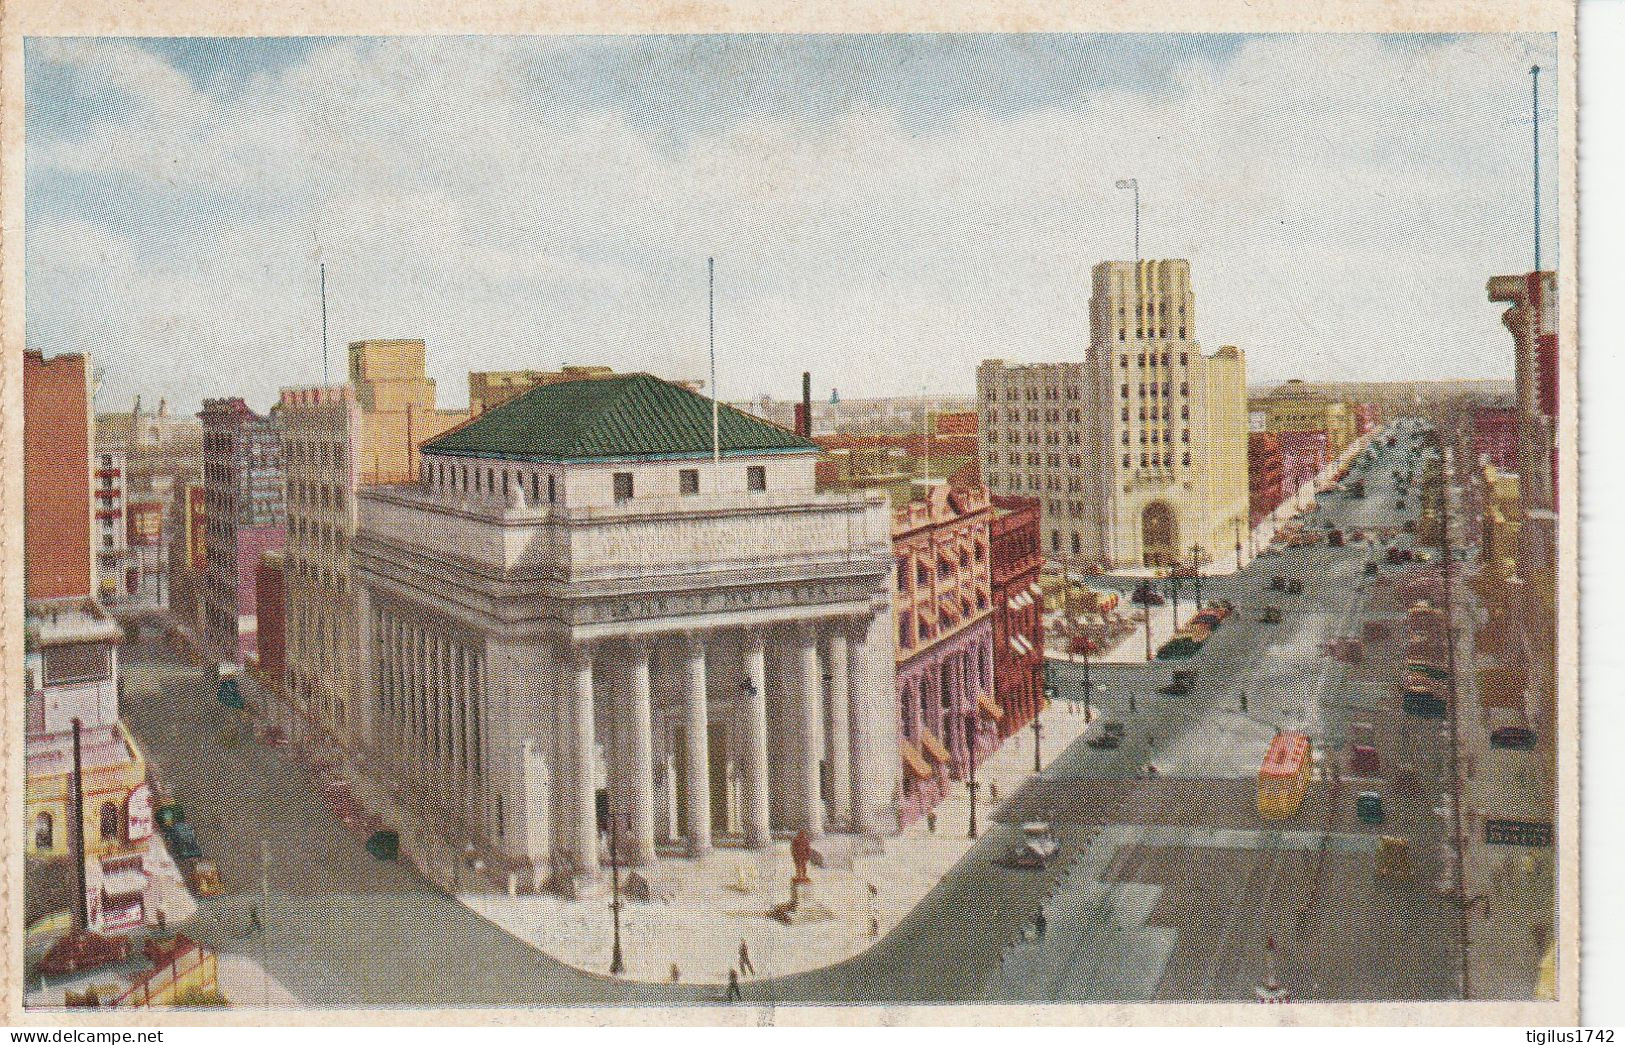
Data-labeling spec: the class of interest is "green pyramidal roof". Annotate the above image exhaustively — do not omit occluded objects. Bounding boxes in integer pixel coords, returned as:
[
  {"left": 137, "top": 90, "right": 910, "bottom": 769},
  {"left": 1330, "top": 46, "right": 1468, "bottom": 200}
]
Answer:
[{"left": 425, "top": 373, "right": 819, "bottom": 462}]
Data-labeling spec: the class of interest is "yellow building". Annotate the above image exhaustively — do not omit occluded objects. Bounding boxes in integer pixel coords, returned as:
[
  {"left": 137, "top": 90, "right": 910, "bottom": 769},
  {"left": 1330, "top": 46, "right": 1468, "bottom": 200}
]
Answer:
[
  {"left": 1250, "top": 382, "right": 1358, "bottom": 457},
  {"left": 25, "top": 721, "right": 150, "bottom": 861},
  {"left": 468, "top": 366, "right": 616, "bottom": 414}
]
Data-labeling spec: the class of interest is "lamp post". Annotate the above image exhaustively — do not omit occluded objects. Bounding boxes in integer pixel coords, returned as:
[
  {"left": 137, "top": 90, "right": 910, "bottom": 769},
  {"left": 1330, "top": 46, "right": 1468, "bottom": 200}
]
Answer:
[
  {"left": 608, "top": 802, "right": 625, "bottom": 976},
  {"left": 1168, "top": 566, "right": 1180, "bottom": 631},
  {"left": 965, "top": 711, "right": 979, "bottom": 839},
  {"left": 1190, "top": 544, "right": 1206, "bottom": 609},
  {"left": 1233, "top": 517, "right": 1244, "bottom": 571},
  {"left": 1036, "top": 676, "right": 1053, "bottom": 773}
]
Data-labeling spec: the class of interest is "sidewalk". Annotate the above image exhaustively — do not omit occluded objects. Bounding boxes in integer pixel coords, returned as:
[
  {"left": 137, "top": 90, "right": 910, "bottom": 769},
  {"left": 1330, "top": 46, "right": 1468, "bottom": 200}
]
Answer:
[{"left": 460, "top": 696, "right": 1101, "bottom": 985}]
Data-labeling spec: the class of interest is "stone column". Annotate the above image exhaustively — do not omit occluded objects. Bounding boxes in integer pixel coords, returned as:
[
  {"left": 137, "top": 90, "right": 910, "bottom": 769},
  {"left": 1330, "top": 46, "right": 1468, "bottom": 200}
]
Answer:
[
  {"left": 825, "top": 628, "right": 852, "bottom": 830},
  {"left": 743, "top": 630, "right": 771, "bottom": 849},
  {"left": 570, "top": 648, "right": 600, "bottom": 873},
  {"left": 796, "top": 624, "right": 826, "bottom": 837},
  {"left": 682, "top": 634, "right": 712, "bottom": 856},
  {"left": 462, "top": 645, "right": 479, "bottom": 819},
  {"left": 355, "top": 587, "right": 375, "bottom": 753},
  {"left": 624, "top": 641, "right": 657, "bottom": 866},
  {"left": 850, "top": 609, "right": 901, "bottom": 836}
]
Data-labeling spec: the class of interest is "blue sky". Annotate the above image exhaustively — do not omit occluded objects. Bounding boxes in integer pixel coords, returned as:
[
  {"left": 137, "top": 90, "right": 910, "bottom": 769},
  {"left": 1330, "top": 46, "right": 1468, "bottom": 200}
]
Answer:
[{"left": 25, "top": 33, "right": 1559, "bottom": 414}]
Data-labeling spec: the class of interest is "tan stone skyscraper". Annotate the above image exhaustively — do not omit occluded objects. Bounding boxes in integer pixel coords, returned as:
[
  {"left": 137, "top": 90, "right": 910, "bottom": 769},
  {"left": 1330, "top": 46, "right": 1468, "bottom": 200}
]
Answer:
[{"left": 978, "top": 259, "right": 1249, "bottom": 569}]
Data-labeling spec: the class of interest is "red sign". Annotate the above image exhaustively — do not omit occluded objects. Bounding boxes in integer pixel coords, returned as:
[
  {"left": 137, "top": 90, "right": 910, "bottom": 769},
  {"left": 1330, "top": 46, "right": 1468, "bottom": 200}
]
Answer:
[{"left": 127, "top": 782, "right": 154, "bottom": 841}]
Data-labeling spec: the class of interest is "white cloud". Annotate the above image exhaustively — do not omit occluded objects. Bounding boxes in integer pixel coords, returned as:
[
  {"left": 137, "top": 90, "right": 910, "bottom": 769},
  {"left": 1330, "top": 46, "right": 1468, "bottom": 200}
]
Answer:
[{"left": 26, "top": 33, "right": 1559, "bottom": 414}]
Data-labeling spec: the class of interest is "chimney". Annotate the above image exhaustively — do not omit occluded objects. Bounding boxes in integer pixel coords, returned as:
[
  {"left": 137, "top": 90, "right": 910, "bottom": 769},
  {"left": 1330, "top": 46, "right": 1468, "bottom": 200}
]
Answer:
[{"left": 799, "top": 371, "right": 812, "bottom": 438}]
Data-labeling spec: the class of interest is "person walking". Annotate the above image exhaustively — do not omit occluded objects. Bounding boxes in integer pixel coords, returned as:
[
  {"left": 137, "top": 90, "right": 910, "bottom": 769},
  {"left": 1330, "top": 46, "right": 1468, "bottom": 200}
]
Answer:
[
  {"left": 669, "top": 963, "right": 681, "bottom": 983},
  {"left": 738, "top": 938, "right": 756, "bottom": 977},
  {"left": 1034, "top": 906, "right": 1047, "bottom": 941},
  {"left": 247, "top": 904, "right": 262, "bottom": 935},
  {"left": 726, "top": 967, "right": 743, "bottom": 1002}
]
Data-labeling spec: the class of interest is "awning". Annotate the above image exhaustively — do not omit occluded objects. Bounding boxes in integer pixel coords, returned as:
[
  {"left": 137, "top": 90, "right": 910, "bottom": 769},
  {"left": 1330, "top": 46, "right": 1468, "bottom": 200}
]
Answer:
[
  {"left": 899, "top": 739, "right": 933, "bottom": 781},
  {"left": 1029, "top": 582, "right": 1043, "bottom": 597},
  {"left": 1009, "top": 635, "right": 1026, "bottom": 655},
  {"left": 918, "top": 729, "right": 952, "bottom": 765},
  {"left": 977, "top": 693, "right": 1005, "bottom": 722}
]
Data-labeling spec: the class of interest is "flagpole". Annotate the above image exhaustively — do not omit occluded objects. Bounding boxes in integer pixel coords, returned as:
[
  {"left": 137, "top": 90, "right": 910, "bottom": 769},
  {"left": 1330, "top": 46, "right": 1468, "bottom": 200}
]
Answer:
[{"left": 710, "top": 258, "right": 719, "bottom": 464}]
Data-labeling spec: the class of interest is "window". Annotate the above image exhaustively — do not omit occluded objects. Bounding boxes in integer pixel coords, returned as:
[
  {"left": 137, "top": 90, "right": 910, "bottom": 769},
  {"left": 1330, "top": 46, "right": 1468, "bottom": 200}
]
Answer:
[
  {"left": 1123, "top": 454, "right": 1132, "bottom": 469},
  {"left": 613, "top": 472, "right": 635, "bottom": 502},
  {"left": 1121, "top": 407, "right": 1129, "bottom": 423},
  {"left": 35, "top": 812, "right": 52, "bottom": 851},
  {"left": 1180, "top": 352, "right": 1189, "bottom": 366},
  {"left": 679, "top": 469, "right": 700, "bottom": 496},
  {"left": 1181, "top": 381, "right": 1190, "bottom": 397},
  {"left": 1121, "top": 384, "right": 1129, "bottom": 398},
  {"left": 100, "top": 801, "right": 120, "bottom": 841},
  {"left": 1178, "top": 327, "right": 1186, "bottom": 339},
  {"left": 1141, "top": 453, "right": 1150, "bottom": 468},
  {"left": 531, "top": 473, "right": 541, "bottom": 502},
  {"left": 1050, "top": 531, "right": 1061, "bottom": 552},
  {"left": 1182, "top": 452, "right": 1192, "bottom": 467},
  {"left": 547, "top": 474, "right": 557, "bottom": 503},
  {"left": 1182, "top": 429, "right": 1191, "bottom": 444}
]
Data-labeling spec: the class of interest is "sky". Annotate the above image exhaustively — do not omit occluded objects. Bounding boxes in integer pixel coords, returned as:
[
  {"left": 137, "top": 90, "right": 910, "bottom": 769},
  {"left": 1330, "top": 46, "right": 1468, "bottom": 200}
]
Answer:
[{"left": 24, "top": 33, "right": 1560, "bottom": 415}]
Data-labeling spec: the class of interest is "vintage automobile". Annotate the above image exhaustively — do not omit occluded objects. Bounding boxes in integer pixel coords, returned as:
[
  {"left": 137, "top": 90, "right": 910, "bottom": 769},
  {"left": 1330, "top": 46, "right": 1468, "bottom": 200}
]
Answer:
[
  {"left": 1089, "top": 721, "right": 1126, "bottom": 748},
  {"left": 1356, "top": 792, "right": 1386, "bottom": 825},
  {"left": 1261, "top": 605, "right": 1283, "bottom": 624},
  {"left": 1490, "top": 726, "right": 1537, "bottom": 751},
  {"left": 1163, "top": 669, "right": 1197, "bottom": 695},
  {"left": 164, "top": 820, "right": 202, "bottom": 861},
  {"left": 1285, "top": 578, "right": 1304, "bottom": 595},
  {"left": 1006, "top": 822, "right": 1061, "bottom": 869}
]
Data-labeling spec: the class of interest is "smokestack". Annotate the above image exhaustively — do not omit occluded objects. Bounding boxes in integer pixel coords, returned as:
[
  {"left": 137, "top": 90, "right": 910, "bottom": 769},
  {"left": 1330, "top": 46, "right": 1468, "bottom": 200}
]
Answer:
[
  {"left": 70, "top": 718, "right": 89, "bottom": 931},
  {"left": 799, "top": 371, "right": 812, "bottom": 438}
]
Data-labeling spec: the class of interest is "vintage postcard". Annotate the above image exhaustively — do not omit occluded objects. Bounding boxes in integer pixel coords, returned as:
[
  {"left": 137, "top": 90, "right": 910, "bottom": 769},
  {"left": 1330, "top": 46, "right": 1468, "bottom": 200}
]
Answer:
[{"left": 0, "top": 0, "right": 1581, "bottom": 1028}]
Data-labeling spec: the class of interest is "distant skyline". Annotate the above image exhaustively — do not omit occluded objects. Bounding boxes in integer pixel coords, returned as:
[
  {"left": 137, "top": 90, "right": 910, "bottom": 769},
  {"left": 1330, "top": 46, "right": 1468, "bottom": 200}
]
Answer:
[{"left": 25, "top": 33, "right": 1558, "bottom": 414}]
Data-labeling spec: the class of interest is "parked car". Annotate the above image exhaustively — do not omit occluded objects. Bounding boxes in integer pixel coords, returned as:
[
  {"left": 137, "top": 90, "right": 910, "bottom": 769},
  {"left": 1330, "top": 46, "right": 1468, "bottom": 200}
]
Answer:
[
  {"left": 1356, "top": 791, "right": 1386, "bottom": 824},
  {"left": 1364, "top": 562, "right": 1380, "bottom": 577},
  {"left": 1131, "top": 582, "right": 1165, "bottom": 607},
  {"left": 1006, "top": 822, "right": 1061, "bottom": 868},
  {"left": 1285, "top": 579, "right": 1304, "bottom": 595},
  {"left": 1261, "top": 605, "right": 1282, "bottom": 624},
  {"left": 1490, "top": 726, "right": 1537, "bottom": 750},
  {"left": 1163, "top": 669, "right": 1197, "bottom": 695},
  {"left": 164, "top": 820, "right": 202, "bottom": 861}
]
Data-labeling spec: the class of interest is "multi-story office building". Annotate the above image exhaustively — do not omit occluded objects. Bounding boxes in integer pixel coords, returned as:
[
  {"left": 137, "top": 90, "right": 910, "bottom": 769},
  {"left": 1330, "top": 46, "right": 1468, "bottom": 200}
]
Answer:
[
  {"left": 24, "top": 351, "right": 95, "bottom": 602},
  {"left": 988, "top": 495, "right": 1045, "bottom": 737},
  {"left": 197, "top": 398, "right": 285, "bottom": 663},
  {"left": 91, "top": 447, "right": 132, "bottom": 604},
  {"left": 279, "top": 340, "right": 473, "bottom": 744},
  {"left": 1250, "top": 382, "right": 1359, "bottom": 458},
  {"left": 1247, "top": 432, "right": 1285, "bottom": 524},
  {"left": 96, "top": 397, "right": 204, "bottom": 608},
  {"left": 978, "top": 259, "right": 1249, "bottom": 569},
  {"left": 352, "top": 374, "right": 898, "bottom": 892}
]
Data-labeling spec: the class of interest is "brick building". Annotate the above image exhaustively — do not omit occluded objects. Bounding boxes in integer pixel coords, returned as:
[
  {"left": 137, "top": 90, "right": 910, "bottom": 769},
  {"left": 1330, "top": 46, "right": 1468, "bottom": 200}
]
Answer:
[
  {"left": 1469, "top": 396, "right": 1519, "bottom": 472},
  {"left": 24, "top": 351, "right": 95, "bottom": 602},
  {"left": 892, "top": 482, "right": 997, "bottom": 827},
  {"left": 1276, "top": 429, "right": 1329, "bottom": 500},
  {"left": 1247, "top": 431, "right": 1285, "bottom": 524},
  {"left": 989, "top": 496, "right": 1044, "bottom": 736},
  {"left": 254, "top": 551, "right": 287, "bottom": 694}
]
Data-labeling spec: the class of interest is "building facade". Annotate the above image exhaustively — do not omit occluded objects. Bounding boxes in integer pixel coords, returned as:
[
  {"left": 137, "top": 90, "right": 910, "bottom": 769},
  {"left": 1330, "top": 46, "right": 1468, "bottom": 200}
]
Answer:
[
  {"left": 24, "top": 351, "right": 95, "bottom": 602},
  {"left": 989, "top": 495, "right": 1045, "bottom": 737},
  {"left": 1247, "top": 432, "right": 1285, "bottom": 524},
  {"left": 892, "top": 482, "right": 996, "bottom": 827},
  {"left": 1276, "top": 429, "right": 1329, "bottom": 500},
  {"left": 1250, "top": 382, "right": 1359, "bottom": 458},
  {"left": 978, "top": 259, "right": 1249, "bottom": 569},
  {"left": 92, "top": 447, "right": 132, "bottom": 604},
  {"left": 197, "top": 398, "right": 286, "bottom": 663},
  {"left": 1469, "top": 398, "right": 1519, "bottom": 471},
  {"left": 352, "top": 374, "right": 899, "bottom": 893},
  {"left": 278, "top": 342, "right": 475, "bottom": 746},
  {"left": 96, "top": 397, "right": 204, "bottom": 609}
]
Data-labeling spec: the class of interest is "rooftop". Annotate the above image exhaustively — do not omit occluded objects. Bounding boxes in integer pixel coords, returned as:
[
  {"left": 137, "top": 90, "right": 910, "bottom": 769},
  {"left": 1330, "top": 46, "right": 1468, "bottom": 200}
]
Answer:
[
  {"left": 26, "top": 597, "right": 124, "bottom": 650},
  {"left": 425, "top": 373, "right": 818, "bottom": 463}
]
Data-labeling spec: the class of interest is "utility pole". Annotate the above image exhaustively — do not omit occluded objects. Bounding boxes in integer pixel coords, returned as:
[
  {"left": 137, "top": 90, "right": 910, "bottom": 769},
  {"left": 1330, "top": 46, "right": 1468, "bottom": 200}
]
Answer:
[
  {"left": 1081, "top": 636, "right": 1093, "bottom": 721},
  {"left": 709, "top": 258, "right": 719, "bottom": 465},
  {"left": 320, "top": 263, "right": 328, "bottom": 387},
  {"left": 608, "top": 700, "right": 626, "bottom": 976},
  {"left": 1115, "top": 178, "right": 1140, "bottom": 261},
  {"left": 1531, "top": 65, "right": 1542, "bottom": 273}
]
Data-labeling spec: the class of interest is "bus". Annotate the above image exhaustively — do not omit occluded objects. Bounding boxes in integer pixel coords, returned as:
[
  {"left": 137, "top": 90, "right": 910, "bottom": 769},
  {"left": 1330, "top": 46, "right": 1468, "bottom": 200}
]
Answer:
[{"left": 1258, "top": 732, "right": 1314, "bottom": 819}]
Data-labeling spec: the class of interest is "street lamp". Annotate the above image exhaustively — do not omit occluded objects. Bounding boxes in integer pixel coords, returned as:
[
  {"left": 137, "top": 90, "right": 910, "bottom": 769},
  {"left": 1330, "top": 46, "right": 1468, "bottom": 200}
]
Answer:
[
  {"left": 1078, "top": 635, "right": 1095, "bottom": 721},
  {"left": 964, "top": 710, "right": 979, "bottom": 840},
  {"left": 1036, "top": 677, "right": 1054, "bottom": 773},
  {"left": 1190, "top": 544, "right": 1206, "bottom": 609},
  {"left": 608, "top": 801, "right": 625, "bottom": 976}
]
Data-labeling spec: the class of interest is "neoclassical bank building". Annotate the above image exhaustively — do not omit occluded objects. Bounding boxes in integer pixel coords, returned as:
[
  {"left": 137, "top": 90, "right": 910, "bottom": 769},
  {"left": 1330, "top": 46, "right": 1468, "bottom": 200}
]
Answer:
[{"left": 352, "top": 374, "right": 899, "bottom": 893}]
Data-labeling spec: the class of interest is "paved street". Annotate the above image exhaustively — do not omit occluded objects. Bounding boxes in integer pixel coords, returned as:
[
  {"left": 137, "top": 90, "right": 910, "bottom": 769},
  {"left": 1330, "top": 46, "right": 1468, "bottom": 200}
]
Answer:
[{"left": 104, "top": 425, "right": 1465, "bottom": 1007}]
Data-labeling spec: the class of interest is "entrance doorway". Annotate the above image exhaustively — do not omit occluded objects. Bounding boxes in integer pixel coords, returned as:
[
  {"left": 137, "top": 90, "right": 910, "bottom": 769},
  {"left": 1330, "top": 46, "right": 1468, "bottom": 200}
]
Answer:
[{"left": 1142, "top": 501, "right": 1178, "bottom": 566}]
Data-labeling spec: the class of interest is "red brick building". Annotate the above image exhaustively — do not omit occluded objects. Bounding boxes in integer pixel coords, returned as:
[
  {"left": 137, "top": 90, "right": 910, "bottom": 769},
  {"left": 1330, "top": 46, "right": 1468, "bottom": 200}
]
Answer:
[
  {"left": 1277, "top": 429, "right": 1329, "bottom": 499},
  {"left": 1247, "top": 432, "right": 1285, "bottom": 524},
  {"left": 254, "top": 551, "right": 286, "bottom": 687},
  {"left": 24, "top": 351, "right": 95, "bottom": 601},
  {"left": 989, "top": 496, "right": 1044, "bottom": 736},
  {"left": 1469, "top": 398, "right": 1518, "bottom": 471}
]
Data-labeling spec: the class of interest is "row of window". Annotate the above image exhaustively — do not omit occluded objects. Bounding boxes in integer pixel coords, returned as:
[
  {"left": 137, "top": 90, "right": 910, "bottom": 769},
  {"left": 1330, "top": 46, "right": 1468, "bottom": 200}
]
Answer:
[
  {"left": 1120, "top": 352, "right": 1191, "bottom": 369},
  {"left": 1115, "top": 326, "right": 1187, "bottom": 341},
  {"left": 424, "top": 460, "right": 770, "bottom": 502},
  {"left": 1120, "top": 429, "right": 1192, "bottom": 445},
  {"left": 987, "top": 387, "right": 1084, "bottom": 402},
  {"left": 986, "top": 429, "right": 1085, "bottom": 447},
  {"left": 1119, "top": 382, "right": 1191, "bottom": 399}
]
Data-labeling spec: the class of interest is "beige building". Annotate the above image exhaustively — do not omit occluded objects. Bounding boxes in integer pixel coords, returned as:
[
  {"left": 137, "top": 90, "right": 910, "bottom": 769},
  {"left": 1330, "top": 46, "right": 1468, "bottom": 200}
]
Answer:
[
  {"left": 1249, "top": 382, "right": 1358, "bottom": 457},
  {"left": 278, "top": 340, "right": 471, "bottom": 743},
  {"left": 978, "top": 259, "right": 1248, "bottom": 569}
]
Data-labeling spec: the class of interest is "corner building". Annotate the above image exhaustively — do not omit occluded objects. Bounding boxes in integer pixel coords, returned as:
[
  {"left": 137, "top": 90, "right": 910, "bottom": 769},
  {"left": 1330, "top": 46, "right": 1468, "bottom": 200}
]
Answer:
[
  {"left": 352, "top": 374, "right": 900, "bottom": 894},
  {"left": 978, "top": 260, "right": 1249, "bottom": 569}
]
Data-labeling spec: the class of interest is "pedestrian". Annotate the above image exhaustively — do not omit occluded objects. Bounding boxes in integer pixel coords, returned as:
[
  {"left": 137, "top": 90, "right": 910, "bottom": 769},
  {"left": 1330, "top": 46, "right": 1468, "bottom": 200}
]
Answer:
[
  {"left": 738, "top": 938, "right": 755, "bottom": 977},
  {"left": 726, "top": 968, "right": 743, "bottom": 1002},
  {"left": 247, "top": 904, "right": 261, "bottom": 935},
  {"left": 926, "top": 811, "right": 937, "bottom": 834},
  {"left": 989, "top": 782, "right": 999, "bottom": 804},
  {"left": 1034, "top": 906, "right": 1047, "bottom": 941},
  {"left": 669, "top": 963, "right": 681, "bottom": 983},
  {"left": 869, "top": 915, "right": 881, "bottom": 938},
  {"left": 1147, "top": 733, "right": 1156, "bottom": 748},
  {"left": 1240, "top": 691, "right": 1248, "bottom": 713}
]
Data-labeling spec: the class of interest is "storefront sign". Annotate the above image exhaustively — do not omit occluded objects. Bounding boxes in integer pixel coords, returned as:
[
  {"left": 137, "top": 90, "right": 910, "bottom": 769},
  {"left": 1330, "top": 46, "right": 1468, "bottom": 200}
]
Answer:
[
  {"left": 1484, "top": 818, "right": 1552, "bottom": 847},
  {"left": 127, "top": 783, "right": 154, "bottom": 841}
]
